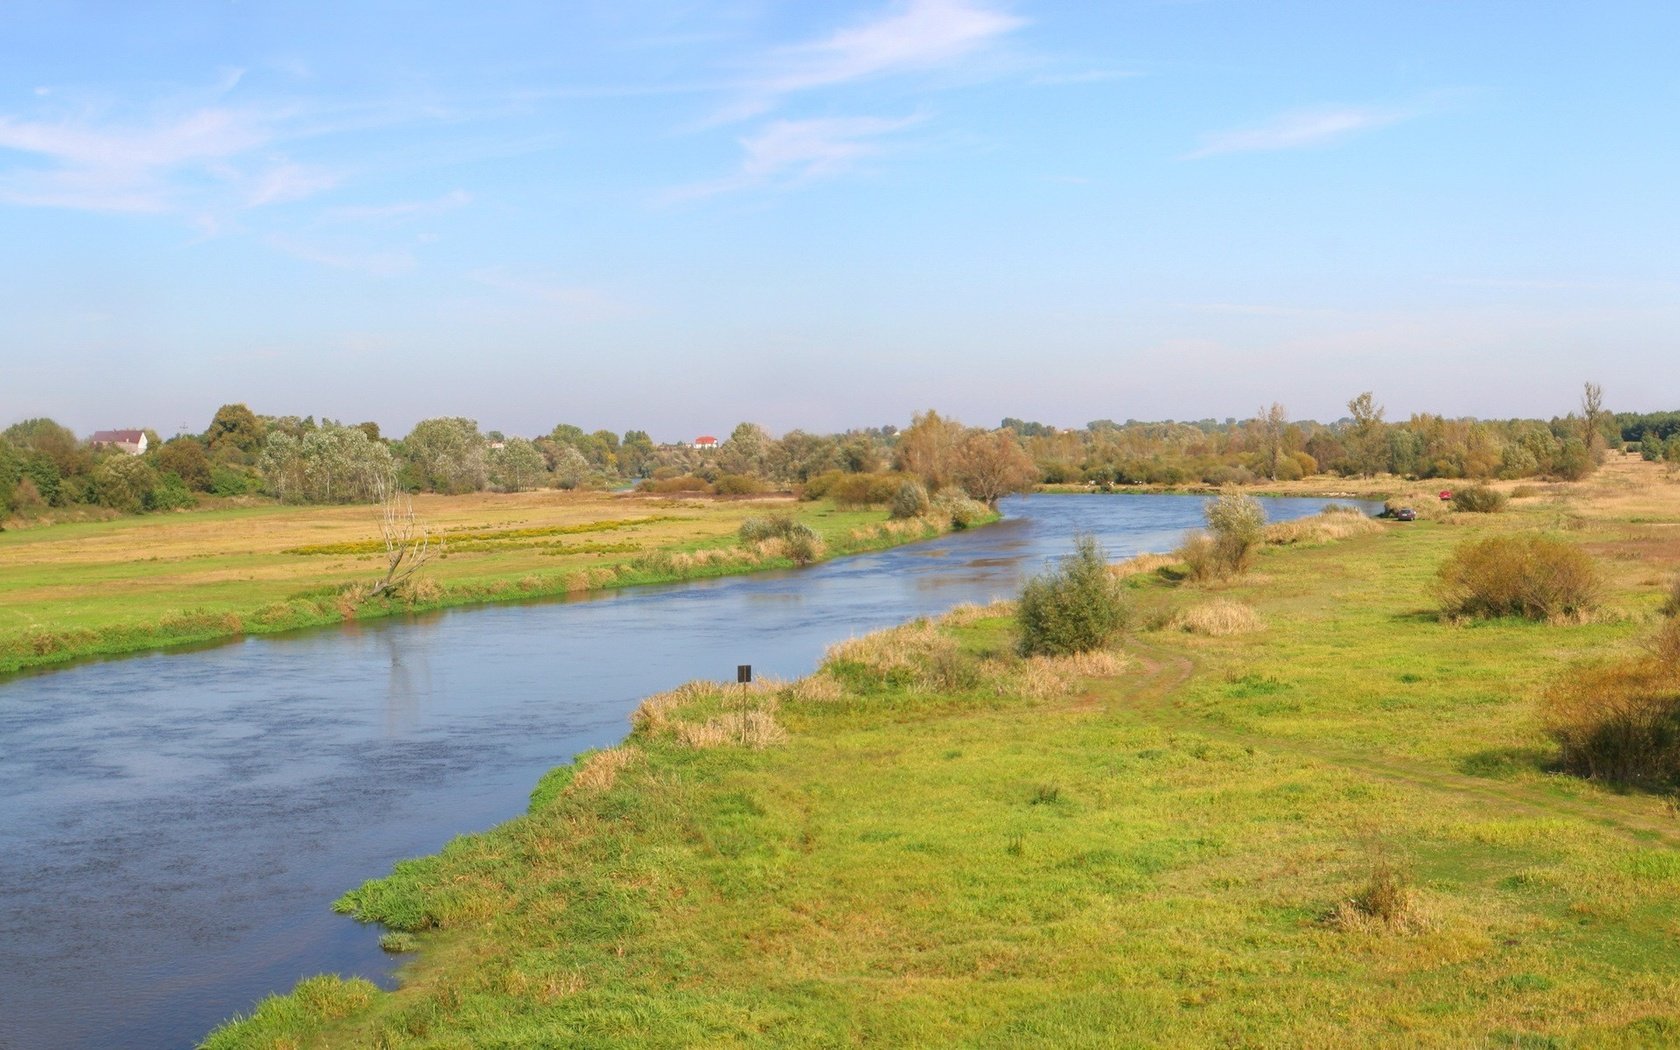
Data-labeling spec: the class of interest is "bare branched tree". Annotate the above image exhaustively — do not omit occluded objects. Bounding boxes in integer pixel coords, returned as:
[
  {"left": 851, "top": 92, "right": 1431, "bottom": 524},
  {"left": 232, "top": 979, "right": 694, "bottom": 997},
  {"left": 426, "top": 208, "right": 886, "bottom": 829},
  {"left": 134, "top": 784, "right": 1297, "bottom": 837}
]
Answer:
[{"left": 369, "top": 480, "right": 434, "bottom": 599}]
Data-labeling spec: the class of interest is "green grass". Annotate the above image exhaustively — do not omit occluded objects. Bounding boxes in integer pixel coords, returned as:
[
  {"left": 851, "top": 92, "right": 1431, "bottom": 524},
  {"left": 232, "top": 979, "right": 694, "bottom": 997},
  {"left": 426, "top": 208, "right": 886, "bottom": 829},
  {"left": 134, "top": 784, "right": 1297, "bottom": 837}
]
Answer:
[
  {"left": 0, "top": 493, "right": 989, "bottom": 675},
  {"left": 206, "top": 460, "right": 1680, "bottom": 1047}
]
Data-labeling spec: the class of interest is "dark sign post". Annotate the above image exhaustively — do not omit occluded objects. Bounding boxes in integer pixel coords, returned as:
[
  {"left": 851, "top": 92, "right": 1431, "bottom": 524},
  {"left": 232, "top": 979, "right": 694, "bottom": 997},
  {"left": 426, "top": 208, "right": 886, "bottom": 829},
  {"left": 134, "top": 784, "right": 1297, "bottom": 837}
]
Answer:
[{"left": 737, "top": 664, "right": 752, "bottom": 703}]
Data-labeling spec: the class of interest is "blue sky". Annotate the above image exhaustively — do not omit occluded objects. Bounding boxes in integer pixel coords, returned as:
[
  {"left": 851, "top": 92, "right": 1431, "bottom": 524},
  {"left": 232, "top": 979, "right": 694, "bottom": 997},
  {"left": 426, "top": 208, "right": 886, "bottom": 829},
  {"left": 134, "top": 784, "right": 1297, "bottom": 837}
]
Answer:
[{"left": 2, "top": 1, "right": 1676, "bottom": 442}]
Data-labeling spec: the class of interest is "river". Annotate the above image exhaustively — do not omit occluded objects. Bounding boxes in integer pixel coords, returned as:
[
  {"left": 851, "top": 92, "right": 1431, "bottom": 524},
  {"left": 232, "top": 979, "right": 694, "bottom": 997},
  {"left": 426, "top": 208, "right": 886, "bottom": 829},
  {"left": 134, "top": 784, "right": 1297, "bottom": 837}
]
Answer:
[{"left": 0, "top": 494, "right": 1375, "bottom": 1049}]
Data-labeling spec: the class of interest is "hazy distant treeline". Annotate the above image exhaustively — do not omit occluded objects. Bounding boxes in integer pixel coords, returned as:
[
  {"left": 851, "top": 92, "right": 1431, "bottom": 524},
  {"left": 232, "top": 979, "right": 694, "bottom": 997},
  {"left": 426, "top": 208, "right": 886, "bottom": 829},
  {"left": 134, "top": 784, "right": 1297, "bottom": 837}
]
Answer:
[{"left": 2, "top": 391, "right": 1676, "bottom": 521}]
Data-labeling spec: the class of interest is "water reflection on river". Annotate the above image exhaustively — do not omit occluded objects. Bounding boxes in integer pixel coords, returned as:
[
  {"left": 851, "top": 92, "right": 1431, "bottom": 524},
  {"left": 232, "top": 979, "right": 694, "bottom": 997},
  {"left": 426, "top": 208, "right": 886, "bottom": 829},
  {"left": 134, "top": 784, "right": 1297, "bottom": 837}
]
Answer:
[{"left": 0, "top": 494, "right": 1374, "bottom": 1049}]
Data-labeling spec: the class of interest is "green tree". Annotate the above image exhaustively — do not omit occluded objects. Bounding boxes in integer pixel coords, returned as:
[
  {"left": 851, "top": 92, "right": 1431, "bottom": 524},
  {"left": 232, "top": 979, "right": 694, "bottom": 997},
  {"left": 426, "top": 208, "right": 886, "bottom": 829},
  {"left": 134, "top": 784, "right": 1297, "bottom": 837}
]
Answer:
[
  {"left": 206, "top": 403, "right": 265, "bottom": 460},
  {"left": 91, "top": 455, "right": 160, "bottom": 513},
  {"left": 156, "top": 437, "right": 213, "bottom": 491},
  {"left": 401, "top": 417, "right": 487, "bottom": 494},
  {"left": 488, "top": 437, "right": 547, "bottom": 492},
  {"left": 1343, "top": 392, "right": 1389, "bottom": 477}
]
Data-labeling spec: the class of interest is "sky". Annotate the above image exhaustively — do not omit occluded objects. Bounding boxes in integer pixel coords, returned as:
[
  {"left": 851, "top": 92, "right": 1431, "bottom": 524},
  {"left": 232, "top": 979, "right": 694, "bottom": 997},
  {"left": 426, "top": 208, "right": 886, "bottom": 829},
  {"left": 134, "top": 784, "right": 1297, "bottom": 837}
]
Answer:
[{"left": 1, "top": 1, "right": 1677, "bottom": 443}]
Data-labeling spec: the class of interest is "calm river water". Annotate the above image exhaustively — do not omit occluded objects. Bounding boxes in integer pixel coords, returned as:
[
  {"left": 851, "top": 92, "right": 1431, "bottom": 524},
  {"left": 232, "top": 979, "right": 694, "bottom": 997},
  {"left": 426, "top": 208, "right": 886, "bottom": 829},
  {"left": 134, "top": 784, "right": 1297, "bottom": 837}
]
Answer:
[{"left": 0, "top": 494, "right": 1374, "bottom": 1049}]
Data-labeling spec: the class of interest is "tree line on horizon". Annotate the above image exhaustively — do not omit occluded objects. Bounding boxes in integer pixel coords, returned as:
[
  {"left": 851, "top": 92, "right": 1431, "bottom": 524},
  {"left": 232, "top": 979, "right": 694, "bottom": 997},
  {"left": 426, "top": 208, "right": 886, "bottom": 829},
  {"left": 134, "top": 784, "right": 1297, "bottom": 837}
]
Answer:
[{"left": 2, "top": 387, "right": 1677, "bottom": 522}]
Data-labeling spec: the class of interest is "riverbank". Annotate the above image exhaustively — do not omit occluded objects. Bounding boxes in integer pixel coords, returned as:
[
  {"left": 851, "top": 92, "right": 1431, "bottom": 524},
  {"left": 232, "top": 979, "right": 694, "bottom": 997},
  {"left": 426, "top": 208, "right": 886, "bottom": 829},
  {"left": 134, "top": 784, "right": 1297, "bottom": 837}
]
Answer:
[
  {"left": 209, "top": 457, "right": 1680, "bottom": 1046},
  {"left": 0, "top": 492, "right": 995, "bottom": 676}
]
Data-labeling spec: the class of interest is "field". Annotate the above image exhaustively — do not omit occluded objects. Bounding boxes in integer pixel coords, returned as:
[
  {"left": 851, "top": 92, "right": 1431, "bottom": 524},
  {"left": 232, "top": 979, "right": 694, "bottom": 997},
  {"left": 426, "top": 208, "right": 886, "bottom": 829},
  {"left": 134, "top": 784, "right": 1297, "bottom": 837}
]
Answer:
[
  {"left": 202, "top": 455, "right": 1680, "bottom": 1047},
  {"left": 0, "top": 491, "right": 963, "bottom": 675}
]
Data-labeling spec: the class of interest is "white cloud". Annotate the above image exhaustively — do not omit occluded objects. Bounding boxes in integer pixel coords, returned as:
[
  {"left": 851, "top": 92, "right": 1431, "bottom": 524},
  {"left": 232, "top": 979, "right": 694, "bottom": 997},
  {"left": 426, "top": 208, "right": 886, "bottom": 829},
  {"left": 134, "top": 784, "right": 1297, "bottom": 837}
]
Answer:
[
  {"left": 0, "top": 104, "right": 340, "bottom": 214},
  {"left": 668, "top": 113, "right": 923, "bottom": 200},
  {"left": 717, "top": 0, "right": 1024, "bottom": 122},
  {"left": 1185, "top": 104, "right": 1415, "bottom": 159}
]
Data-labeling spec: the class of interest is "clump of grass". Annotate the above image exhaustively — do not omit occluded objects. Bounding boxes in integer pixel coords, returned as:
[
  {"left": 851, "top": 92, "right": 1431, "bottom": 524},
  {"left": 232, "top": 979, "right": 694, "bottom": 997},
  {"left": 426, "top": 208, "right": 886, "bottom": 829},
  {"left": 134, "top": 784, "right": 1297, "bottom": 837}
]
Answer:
[
  {"left": 1109, "top": 552, "right": 1177, "bottom": 579},
  {"left": 781, "top": 672, "right": 847, "bottom": 704},
  {"left": 632, "top": 680, "right": 789, "bottom": 750},
  {"left": 568, "top": 747, "right": 640, "bottom": 794},
  {"left": 1542, "top": 620, "right": 1680, "bottom": 786},
  {"left": 1031, "top": 783, "right": 1061, "bottom": 805},
  {"left": 1172, "top": 599, "right": 1265, "bottom": 636},
  {"left": 379, "top": 932, "right": 418, "bottom": 953},
  {"left": 1331, "top": 861, "right": 1429, "bottom": 934},
  {"left": 1017, "top": 534, "right": 1131, "bottom": 656},
  {"left": 1265, "top": 508, "right": 1383, "bottom": 546},
  {"left": 1451, "top": 484, "right": 1509, "bottom": 513},
  {"left": 1436, "top": 534, "right": 1602, "bottom": 622}
]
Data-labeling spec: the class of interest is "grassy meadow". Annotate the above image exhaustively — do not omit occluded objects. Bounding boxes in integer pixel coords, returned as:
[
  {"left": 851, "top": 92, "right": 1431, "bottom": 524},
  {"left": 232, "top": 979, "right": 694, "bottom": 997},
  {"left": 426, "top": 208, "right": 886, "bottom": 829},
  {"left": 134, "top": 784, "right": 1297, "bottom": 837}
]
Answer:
[
  {"left": 0, "top": 491, "right": 972, "bottom": 675},
  {"left": 205, "top": 455, "right": 1680, "bottom": 1047}
]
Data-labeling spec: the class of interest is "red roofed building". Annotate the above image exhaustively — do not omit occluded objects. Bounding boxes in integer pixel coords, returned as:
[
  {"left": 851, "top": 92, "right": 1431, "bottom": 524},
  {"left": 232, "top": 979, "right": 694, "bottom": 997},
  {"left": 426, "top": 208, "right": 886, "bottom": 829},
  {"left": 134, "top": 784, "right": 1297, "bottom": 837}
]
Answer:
[
  {"left": 692, "top": 435, "right": 718, "bottom": 451},
  {"left": 89, "top": 429, "right": 148, "bottom": 455}
]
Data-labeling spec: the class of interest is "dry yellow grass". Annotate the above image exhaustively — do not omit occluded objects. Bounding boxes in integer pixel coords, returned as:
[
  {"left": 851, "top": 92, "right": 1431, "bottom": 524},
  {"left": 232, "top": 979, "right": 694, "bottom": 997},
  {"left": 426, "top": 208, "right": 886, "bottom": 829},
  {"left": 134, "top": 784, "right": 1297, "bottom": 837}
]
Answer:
[
  {"left": 566, "top": 747, "right": 639, "bottom": 795},
  {"left": 1110, "top": 552, "right": 1176, "bottom": 578},
  {"left": 1172, "top": 598, "right": 1265, "bottom": 636},
  {"left": 1265, "top": 508, "right": 1386, "bottom": 545}
]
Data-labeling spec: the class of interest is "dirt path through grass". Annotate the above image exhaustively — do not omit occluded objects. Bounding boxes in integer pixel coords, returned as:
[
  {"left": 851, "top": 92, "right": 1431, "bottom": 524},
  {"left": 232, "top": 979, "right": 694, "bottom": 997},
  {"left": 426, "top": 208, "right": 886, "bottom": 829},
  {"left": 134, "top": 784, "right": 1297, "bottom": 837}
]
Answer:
[{"left": 1110, "top": 639, "right": 1680, "bottom": 849}]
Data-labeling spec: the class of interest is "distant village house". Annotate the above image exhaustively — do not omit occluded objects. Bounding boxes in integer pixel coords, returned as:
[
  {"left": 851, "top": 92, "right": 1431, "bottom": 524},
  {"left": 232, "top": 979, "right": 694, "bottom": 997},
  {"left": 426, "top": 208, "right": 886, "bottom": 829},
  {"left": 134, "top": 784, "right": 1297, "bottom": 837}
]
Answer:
[
  {"left": 692, "top": 435, "right": 718, "bottom": 451},
  {"left": 89, "top": 429, "right": 148, "bottom": 455}
]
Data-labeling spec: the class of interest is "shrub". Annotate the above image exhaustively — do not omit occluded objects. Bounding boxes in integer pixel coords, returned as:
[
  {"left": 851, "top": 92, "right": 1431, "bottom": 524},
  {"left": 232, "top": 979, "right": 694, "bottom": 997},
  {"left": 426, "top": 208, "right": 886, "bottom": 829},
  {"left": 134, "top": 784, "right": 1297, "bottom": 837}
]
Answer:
[
  {"left": 1016, "top": 534, "right": 1131, "bottom": 656},
  {"left": 638, "top": 474, "right": 713, "bottom": 494},
  {"left": 712, "top": 473, "right": 768, "bottom": 495},
  {"left": 1542, "top": 622, "right": 1680, "bottom": 785},
  {"left": 1435, "top": 535, "right": 1602, "bottom": 621},
  {"left": 932, "top": 489, "right": 987, "bottom": 529},
  {"left": 1175, "top": 531, "right": 1219, "bottom": 582},
  {"left": 1450, "top": 484, "right": 1508, "bottom": 513},
  {"left": 1183, "top": 489, "right": 1266, "bottom": 578},
  {"left": 738, "top": 513, "right": 792, "bottom": 543},
  {"left": 890, "top": 479, "right": 931, "bottom": 519}
]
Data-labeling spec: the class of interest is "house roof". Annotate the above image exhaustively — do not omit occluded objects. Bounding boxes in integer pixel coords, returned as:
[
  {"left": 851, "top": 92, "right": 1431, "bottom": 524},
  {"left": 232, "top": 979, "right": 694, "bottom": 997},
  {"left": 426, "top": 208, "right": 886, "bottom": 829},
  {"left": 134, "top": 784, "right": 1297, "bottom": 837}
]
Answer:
[
  {"left": 90, "top": 429, "right": 145, "bottom": 444},
  {"left": 694, "top": 435, "right": 718, "bottom": 444}
]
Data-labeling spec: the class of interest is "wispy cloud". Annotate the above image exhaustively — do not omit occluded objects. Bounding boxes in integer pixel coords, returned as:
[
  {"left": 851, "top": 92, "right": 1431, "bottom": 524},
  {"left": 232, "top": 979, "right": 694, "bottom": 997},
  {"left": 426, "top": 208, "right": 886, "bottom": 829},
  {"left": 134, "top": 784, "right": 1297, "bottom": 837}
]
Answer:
[
  {"left": 1185, "top": 104, "right": 1416, "bottom": 159},
  {"left": 0, "top": 107, "right": 280, "bottom": 212},
  {"left": 716, "top": 0, "right": 1025, "bottom": 123},
  {"left": 668, "top": 114, "right": 924, "bottom": 201}
]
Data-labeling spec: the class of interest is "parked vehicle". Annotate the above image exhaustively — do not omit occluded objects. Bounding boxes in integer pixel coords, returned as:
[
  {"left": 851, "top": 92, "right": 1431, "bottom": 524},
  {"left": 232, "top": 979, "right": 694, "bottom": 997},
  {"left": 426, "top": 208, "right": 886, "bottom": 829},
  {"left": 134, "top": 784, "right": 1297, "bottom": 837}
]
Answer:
[{"left": 1395, "top": 507, "right": 1417, "bottom": 521}]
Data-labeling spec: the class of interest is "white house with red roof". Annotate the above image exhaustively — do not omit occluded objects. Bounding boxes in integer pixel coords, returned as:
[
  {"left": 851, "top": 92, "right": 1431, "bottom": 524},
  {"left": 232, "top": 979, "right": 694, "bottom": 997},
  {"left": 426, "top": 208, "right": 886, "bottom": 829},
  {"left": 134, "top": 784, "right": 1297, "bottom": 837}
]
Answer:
[
  {"left": 89, "top": 429, "right": 148, "bottom": 455},
  {"left": 692, "top": 435, "right": 718, "bottom": 451}
]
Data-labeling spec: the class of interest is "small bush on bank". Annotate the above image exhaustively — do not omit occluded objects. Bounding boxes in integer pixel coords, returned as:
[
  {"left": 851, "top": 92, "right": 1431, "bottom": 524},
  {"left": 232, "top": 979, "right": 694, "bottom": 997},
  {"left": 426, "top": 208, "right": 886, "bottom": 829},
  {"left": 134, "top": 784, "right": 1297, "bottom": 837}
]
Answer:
[
  {"left": 932, "top": 490, "right": 987, "bottom": 529},
  {"left": 738, "top": 512, "right": 823, "bottom": 565},
  {"left": 1176, "top": 532, "right": 1219, "bottom": 582},
  {"left": 1205, "top": 489, "right": 1267, "bottom": 576},
  {"left": 1451, "top": 485, "right": 1508, "bottom": 513},
  {"left": 1542, "top": 621, "right": 1680, "bottom": 786},
  {"left": 1436, "top": 535, "right": 1602, "bottom": 622},
  {"left": 890, "top": 479, "right": 931, "bottom": 519},
  {"left": 1016, "top": 534, "right": 1131, "bottom": 656}
]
